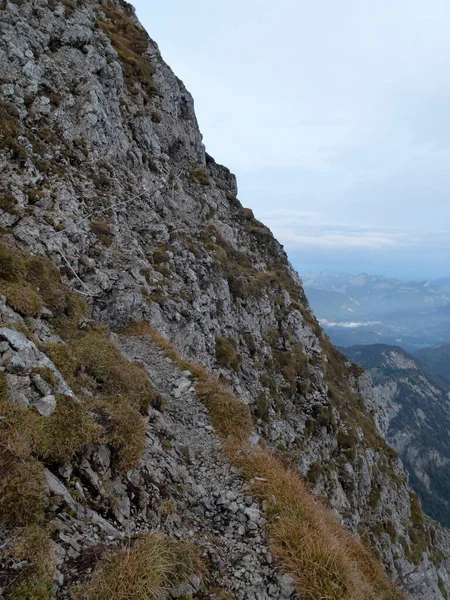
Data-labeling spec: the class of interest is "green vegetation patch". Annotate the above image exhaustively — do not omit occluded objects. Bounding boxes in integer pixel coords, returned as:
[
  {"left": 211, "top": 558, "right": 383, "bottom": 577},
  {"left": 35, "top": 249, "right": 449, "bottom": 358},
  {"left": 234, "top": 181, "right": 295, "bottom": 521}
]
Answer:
[{"left": 215, "top": 336, "right": 241, "bottom": 371}]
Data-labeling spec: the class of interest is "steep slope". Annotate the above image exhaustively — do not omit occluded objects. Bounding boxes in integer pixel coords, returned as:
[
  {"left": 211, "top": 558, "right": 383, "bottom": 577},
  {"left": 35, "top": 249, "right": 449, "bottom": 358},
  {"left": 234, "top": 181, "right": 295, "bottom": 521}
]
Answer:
[
  {"left": 415, "top": 344, "right": 450, "bottom": 380},
  {"left": 343, "top": 344, "right": 450, "bottom": 528},
  {"left": 0, "top": 1, "right": 449, "bottom": 599}
]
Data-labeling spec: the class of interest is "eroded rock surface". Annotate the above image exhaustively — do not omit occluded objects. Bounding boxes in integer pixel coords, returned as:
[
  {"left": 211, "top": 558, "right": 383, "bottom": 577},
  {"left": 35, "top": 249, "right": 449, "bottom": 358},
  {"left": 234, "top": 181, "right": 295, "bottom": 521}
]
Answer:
[{"left": 0, "top": 1, "right": 449, "bottom": 598}]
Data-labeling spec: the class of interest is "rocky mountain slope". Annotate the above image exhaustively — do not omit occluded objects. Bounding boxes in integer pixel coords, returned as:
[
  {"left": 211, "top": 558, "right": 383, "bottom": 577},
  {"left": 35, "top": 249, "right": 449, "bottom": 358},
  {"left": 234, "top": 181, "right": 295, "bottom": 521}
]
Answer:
[
  {"left": 343, "top": 344, "right": 450, "bottom": 528},
  {"left": 0, "top": 1, "right": 449, "bottom": 598},
  {"left": 415, "top": 344, "right": 450, "bottom": 380}
]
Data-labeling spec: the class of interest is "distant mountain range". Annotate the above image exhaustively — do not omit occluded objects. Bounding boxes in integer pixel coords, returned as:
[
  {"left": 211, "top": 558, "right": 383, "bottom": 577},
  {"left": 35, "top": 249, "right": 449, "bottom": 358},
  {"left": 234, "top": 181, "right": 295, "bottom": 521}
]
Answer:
[
  {"left": 415, "top": 344, "right": 450, "bottom": 379},
  {"left": 342, "top": 343, "right": 450, "bottom": 528},
  {"left": 303, "top": 271, "right": 450, "bottom": 350}
]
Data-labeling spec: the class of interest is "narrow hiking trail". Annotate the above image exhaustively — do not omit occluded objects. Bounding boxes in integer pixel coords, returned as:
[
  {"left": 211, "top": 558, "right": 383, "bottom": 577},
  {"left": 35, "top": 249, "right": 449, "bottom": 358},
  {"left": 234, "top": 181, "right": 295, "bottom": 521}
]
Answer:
[{"left": 119, "top": 334, "right": 296, "bottom": 600}]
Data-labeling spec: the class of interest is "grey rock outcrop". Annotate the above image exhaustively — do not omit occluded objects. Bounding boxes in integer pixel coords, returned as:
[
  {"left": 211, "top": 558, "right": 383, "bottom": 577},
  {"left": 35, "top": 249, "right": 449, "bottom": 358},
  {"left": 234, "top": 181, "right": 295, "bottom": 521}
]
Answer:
[{"left": 0, "top": 1, "right": 449, "bottom": 598}]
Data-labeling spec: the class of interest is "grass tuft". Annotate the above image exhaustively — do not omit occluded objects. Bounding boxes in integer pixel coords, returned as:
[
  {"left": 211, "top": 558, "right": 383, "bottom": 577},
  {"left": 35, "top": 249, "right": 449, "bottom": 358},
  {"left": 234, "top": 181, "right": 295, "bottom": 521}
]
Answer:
[
  {"left": 89, "top": 396, "right": 147, "bottom": 471},
  {"left": 37, "top": 395, "right": 101, "bottom": 465},
  {"left": 1, "top": 281, "right": 43, "bottom": 317},
  {"left": 47, "top": 328, "right": 154, "bottom": 414},
  {"left": 77, "top": 534, "right": 203, "bottom": 600},
  {"left": 0, "top": 389, "right": 47, "bottom": 526},
  {"left": 7, "top": 524, "right": 56, "bottom": 600}
]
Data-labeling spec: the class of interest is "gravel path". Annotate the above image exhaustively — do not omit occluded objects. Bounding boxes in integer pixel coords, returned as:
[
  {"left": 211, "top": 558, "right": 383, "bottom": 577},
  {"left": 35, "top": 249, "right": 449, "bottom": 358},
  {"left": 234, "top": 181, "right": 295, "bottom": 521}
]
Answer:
[{"left": 119, "top": 334, "right": 296, "bottom": 600}]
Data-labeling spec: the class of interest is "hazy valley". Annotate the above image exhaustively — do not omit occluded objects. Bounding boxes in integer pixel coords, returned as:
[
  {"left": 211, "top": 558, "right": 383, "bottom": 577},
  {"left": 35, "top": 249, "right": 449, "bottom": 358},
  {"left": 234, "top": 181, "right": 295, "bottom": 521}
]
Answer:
[{"left": 303, "top": 271, "right": 450, "bottom": 351}]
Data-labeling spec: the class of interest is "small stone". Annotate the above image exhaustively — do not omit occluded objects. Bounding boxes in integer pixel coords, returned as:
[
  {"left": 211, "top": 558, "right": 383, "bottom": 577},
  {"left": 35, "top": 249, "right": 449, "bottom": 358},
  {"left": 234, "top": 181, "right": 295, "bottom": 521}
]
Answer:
[
  {"left": 74, "top": 482, "right": 85, "bottom": 498},
  {"left": 244, "top": 507, "right": 261, "bottom": 522},
  {"left": 31, "top": 373, "right": 52, "bottom": 396},
  {"left": 172, "top": 377, "right": 191, "bottom": 398},
  {"left": 276, "top": 573, "right": 295, "bottom": 597},
  {"left": 33, "top": 394, "right": 57, "bottom": 416}
]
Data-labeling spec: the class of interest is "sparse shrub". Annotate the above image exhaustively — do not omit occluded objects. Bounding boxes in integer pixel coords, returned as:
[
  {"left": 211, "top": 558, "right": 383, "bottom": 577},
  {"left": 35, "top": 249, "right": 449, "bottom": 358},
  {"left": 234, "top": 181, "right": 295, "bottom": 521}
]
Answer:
[
  {"left": 1, "top": 281, "right": 43, "bottom": 317},
  {"left": 0, "top": 101, "right": 21, "bottom": 152},
  {"left": 7, "top": 524, "right": 56, "bottom": 600},
  {"left": 369, "top": 484, "right": 381, "bottom": 509},
  {"left": 337, "top": 428, "right": 359, "bottom": 460},
  {"left": 90, "top": 173, "right": 111, "bottom": 190},
  {"left": 215, "top": 336, "right": 241, "bottom": 371},
  {"left": 33, "top": 367, "right": 57, "bottom": 388},
  {"left": 61, "top": 0, "right": 76, "bottom": 16},
  {"left": 191, "top": 166, "right": 210, "bottom": 185},
  {"left": 48, "top": 329, "right": 154, "bottom": 414},
  {"left": 37, "top": 395, "right": 101, "bottom": 464},
  {"left": 77, "top": 534, "right": 203, "bottom": 600},
  {"left": 91, "top": 219, "right": 113, "bottom": 247},
  {"left": 0, "top": 192, "right": 18, "bottom": 214},
  {"left": 89, "top": 396, "right": 146, "bottom": 471},
  {"left": 28, "top": 189, "right": 45, "bottom": 204},
  {"left": 313, "top": 403, "right": 334, "bottom": 429},
  {"left": 255, "top": 395, "right": 270, "bottom": 421},
  {"left": 151, "top": 246, "right": 167, "bottom": 265},
  {"left": 0, "top": 242, "right": 26, "bottom": 281},
  {"left": 306, "top": 461, "right": 323, "bottom": 485}
]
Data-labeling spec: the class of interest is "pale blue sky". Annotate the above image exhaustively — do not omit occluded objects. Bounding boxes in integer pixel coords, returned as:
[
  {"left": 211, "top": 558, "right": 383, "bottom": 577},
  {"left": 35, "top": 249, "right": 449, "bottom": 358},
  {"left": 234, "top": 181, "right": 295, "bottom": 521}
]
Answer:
[{"left": 132, "top": 1, "right": 450, "bottom": 280}]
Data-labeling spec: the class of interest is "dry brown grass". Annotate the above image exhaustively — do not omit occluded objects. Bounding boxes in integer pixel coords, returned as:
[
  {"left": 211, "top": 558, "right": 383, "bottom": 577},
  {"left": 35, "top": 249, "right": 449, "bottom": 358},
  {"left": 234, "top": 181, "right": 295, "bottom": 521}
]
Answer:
[
  {"left": 0, "top": 453, "right": 47, "bottom": 526},
  {"left": 77, "top": 534, "right": 203, "bottom": 600},
  {"left": 37, "top": 395, "right": 101, "bottom": 465},
  {"left": 7, "top": 524, "right": 56, "bottom": 600},
  {"left": 46, "top": 329, "right": 154, "bottom": 471},
  {"left": 0, "top": 394, "right": 47, "bottom": 526},
  {"left": 89, "top": 396, "right": 147, "bottom": 471},
  {"left": 122, "top": 320, "right": 180, "bottom": 362},
  {"left": 236, "top": 449, "right": 404, "bottom": 600},
  {"left": 1, "top": 281, "right": 43, "bottom": 317},
  {"left": 194, "top": 367, "right": 252, "bottom": 441},
  {"left": 48, "top": 328, "right": 154, "bottom": 414},
  {"left": 0, "top": 240, "right": 88, "bottom": 338},
  {"left": 122, "top": 322, "right": 253, "bottom": 442}
]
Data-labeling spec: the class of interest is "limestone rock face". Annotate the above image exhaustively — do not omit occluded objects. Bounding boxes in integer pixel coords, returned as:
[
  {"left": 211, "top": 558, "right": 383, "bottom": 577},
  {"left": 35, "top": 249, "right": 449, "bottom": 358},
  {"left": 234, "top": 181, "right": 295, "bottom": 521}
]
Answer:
[
  {"left": 345, "top": 344, "right": 450, "bottom": 529},
  {"left": 0, "top": 1, "right": 449, "bottom": 599}
]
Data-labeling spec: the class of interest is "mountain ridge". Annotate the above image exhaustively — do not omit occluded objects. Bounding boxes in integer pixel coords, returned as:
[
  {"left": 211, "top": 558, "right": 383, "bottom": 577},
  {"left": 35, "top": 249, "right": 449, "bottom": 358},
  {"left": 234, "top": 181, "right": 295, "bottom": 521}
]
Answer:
[
  {"left": 415, "top": 343, "right": 450, "bottom": 380},
  {"left": 0, "top": 1, "right": 448, "bottom": 598}
]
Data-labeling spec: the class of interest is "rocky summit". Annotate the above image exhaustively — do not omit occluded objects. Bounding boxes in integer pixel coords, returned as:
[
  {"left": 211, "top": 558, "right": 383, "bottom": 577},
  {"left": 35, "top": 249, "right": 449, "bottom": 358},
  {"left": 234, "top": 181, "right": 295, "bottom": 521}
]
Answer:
[{"left": 0, "top": 1, "right": 449, "bottom": 599}]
